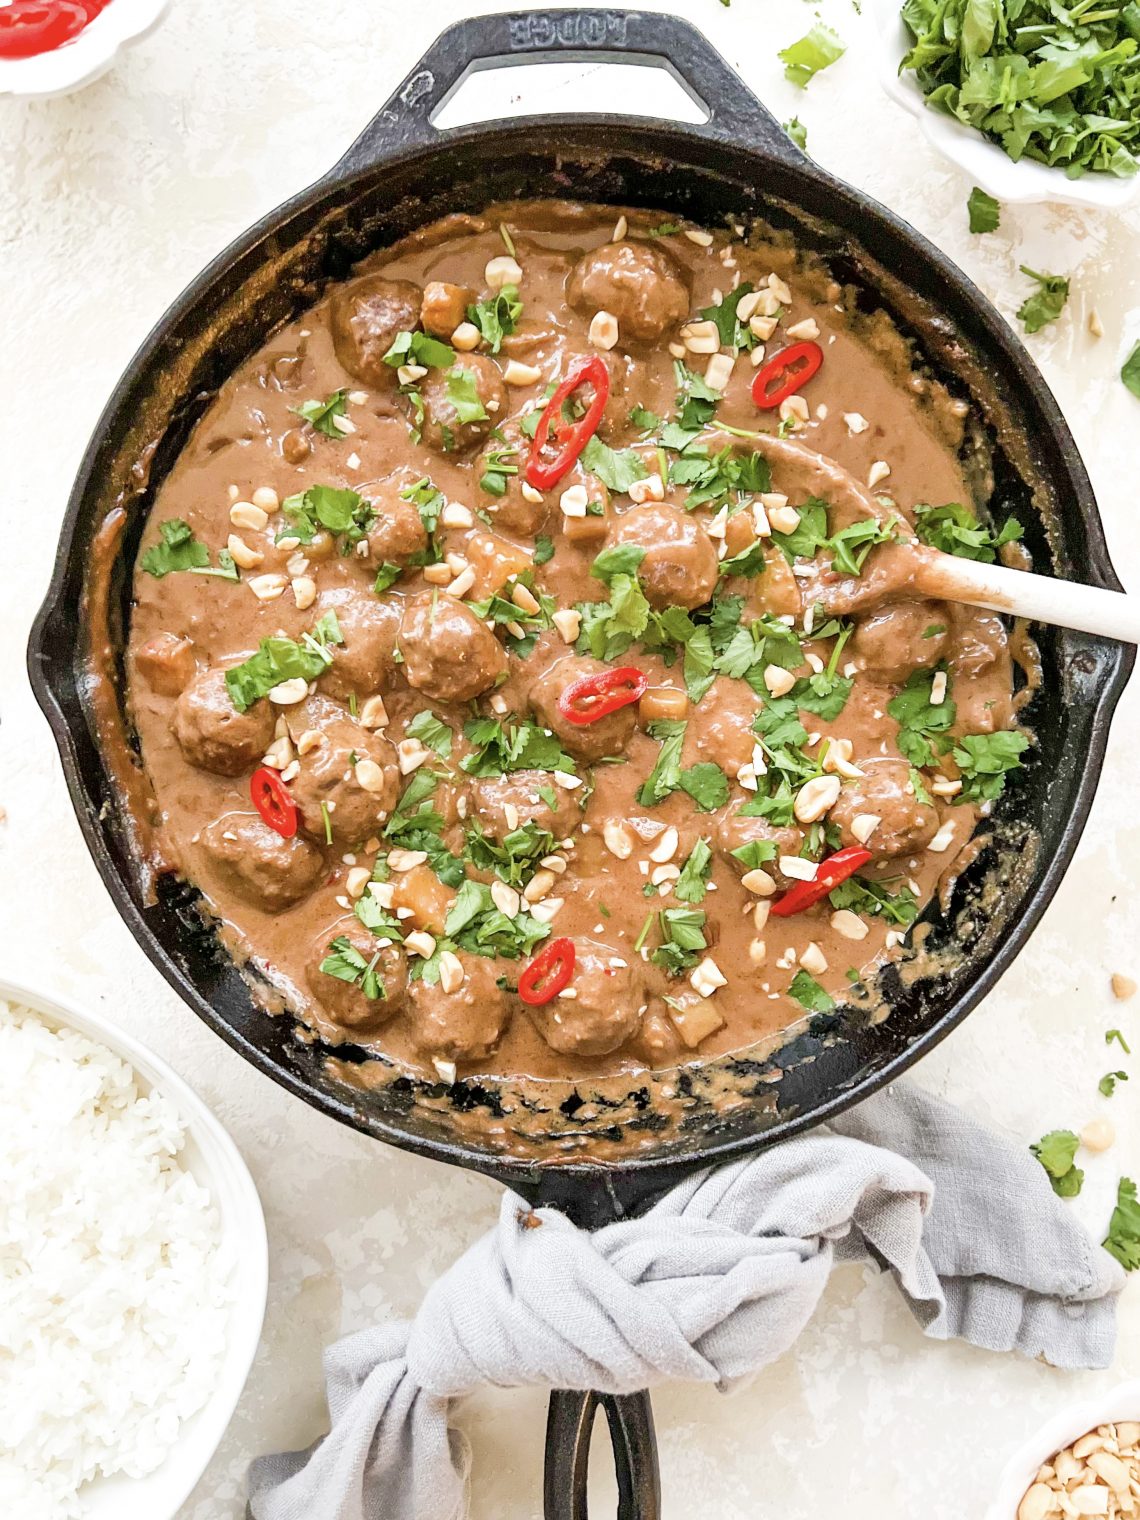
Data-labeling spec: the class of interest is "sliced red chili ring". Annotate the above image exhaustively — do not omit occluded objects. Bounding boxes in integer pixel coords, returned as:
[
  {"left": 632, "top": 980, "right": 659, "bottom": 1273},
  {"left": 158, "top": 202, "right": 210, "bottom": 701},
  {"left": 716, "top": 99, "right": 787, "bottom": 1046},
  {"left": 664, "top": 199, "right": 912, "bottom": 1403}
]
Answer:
[
  {"left": 250, "top": 766, "right": 299, "bottom": 839},
  {"left": 557, "top": 666, "right": 648, "bottom": 726},
  {"left": 750, "top": 340, "right": 824, "bottom": 412},
  {"left": 524, "top": 355, "right": 611, "bottom": 491},
  {"left": 0, "top": 1, "right": 99, "bottom": 59},
  {"left": 768, "top": 846, "right": 873, "bottom": 917},
  {"left": 518, "top": 936, "right": 576, "bottom": 1006}
]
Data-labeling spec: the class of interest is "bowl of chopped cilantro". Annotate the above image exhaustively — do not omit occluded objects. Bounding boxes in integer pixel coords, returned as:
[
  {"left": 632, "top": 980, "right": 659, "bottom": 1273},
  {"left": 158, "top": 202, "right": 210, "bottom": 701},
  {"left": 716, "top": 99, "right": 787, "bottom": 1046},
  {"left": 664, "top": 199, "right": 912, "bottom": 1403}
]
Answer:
[{"left": 878, "top": 0, "right": 1140, "bottom": 207}]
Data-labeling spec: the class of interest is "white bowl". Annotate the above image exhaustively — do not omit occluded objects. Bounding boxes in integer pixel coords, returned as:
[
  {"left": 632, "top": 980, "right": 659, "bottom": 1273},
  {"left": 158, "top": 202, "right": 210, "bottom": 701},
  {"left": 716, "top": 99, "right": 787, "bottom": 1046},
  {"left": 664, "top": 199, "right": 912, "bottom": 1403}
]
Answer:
[
  {"left": 0, "top": 972, "right": 268, "bottom": 1520},
  {"left": 986, "top": 1380, "right": 1140, "bottom": 1519},
  {"left": 874, "top": 0, "right": 1140, "bottom": 210},
  {"left": 0, "top": 0, "right": 169, "bottom": 99}
]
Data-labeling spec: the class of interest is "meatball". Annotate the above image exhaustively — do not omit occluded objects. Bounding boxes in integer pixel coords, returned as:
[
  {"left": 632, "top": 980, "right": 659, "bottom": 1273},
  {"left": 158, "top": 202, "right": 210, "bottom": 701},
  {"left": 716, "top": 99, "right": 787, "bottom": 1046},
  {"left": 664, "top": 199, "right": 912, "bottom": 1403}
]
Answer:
[
  {"left": 174, "top": 667, "right": 275, "bottom": 777},
  {"left": 317, "top": 589, "right": 401, "bottom": 701},
  {"left": 529, "top": 655, "right": 637, "bottom": 764},
  {"left": 306, "top": 922, "right": 407, "bottom": 1034},
  {"left": 364, "top": 474, "right": 430, "bottom": 565},
  {"left": 715, "top": 800, "right": 804, "bottom": 887},
  {"left": 421, "top": 281, "right": 471, "bottom": 338},
  {"left": 420, "top": 356, "right": 505, "bottom": 453},
  {"left": 683, "top": 679, "right": 757, "bottom": 778},
  {"left": 330, "top": 275, "right": 422, "bottom": 389},
  {"left": 468, "top": 771, "right": 581, "bottom": 843},
  {"left": 136, "top": 632, "right": 196, "bottom": 697},
  {"left": 948, "top": 604, "right": 1008, "bottom": 678},
  {"left": 829, "top": 758, "right": 939, "bottom": 861},
  {"left": 851, "top": 600, "right": 950, "bottom": 683},
  {"left": 608, "top": 504, "right": 717, "bottom": 611},
  {"left": 291, "top": 719, "right": 400, "bottom": 844},
  {"left": 476, "top": 422, "right": 548, "bottom": 536},
  {"left": 400, "top": 593, "right": 507, "bottom": 703},
  {"left": 199, "top": 813, "right": 324, "bottom": 912},
  {"left": 525, "top": 940, "right": 643, "bottom": 1056},
  {"left": 408, "top": 954, "right": 510, "bottom": 1062},
  {"left": 567, "top": 241, "right": 689, "bottom": 344}
]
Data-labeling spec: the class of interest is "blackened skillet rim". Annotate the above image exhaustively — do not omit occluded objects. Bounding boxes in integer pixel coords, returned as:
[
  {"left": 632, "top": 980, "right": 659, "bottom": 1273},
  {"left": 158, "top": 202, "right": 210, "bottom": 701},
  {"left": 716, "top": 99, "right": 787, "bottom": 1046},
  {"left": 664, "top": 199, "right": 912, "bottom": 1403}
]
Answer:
[{"left": 27, "top": 15, "right": 1131, "bottom": 1202}]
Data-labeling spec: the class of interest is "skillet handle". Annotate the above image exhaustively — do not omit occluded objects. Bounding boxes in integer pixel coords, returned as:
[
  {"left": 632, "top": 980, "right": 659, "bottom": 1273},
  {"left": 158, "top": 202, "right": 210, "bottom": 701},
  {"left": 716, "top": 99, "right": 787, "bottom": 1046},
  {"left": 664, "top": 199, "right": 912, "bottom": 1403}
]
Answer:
[
  {"left": 545, "top": 1389, "right": 661, "bottom": 1520},
  {"left": 333, "top": 8, "right": 801, "bottom": 174}
]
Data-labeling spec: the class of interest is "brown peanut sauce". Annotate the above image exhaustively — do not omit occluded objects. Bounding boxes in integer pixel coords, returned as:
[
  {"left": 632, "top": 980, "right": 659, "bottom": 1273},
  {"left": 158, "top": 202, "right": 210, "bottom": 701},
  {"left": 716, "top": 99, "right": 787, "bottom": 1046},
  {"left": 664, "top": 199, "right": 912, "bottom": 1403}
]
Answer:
[{"left": 124, "top": 199, "right": 1024, "bottom": 1091}]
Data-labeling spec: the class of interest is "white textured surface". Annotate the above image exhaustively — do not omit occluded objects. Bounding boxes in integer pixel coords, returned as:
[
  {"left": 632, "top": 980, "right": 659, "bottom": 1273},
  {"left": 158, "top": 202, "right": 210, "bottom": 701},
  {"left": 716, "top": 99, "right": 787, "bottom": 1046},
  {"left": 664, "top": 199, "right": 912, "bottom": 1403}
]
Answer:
[{"left": 1, "top": 2, "right": 1138, "bottom": 1514}]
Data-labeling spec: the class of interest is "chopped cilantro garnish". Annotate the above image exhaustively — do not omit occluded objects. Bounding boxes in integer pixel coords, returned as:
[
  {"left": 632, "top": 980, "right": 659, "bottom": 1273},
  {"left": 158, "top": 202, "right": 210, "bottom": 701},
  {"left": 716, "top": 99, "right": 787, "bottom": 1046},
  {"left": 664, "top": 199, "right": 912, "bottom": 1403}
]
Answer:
[
  {"left": 292, "top": 389, "right": 350, "bottom": 437},
  {"left": 479, "top": 440, "right": 520, "bottom": 496},
  {"left": 788, "top": 969, "right": 836, "bottom": 1013},
  {"left": 382, "top": 769, "right": 465, "bottom": 887},
  {"left": 779, "top": 24, "right": 845, "bottom": 87},
  {"left": 460, "top": 718, "right": 575, "bottom": 778},
  {"left": 669, "top": 443, "right": 771, "bottom": 510},
  {"left": 952, "top": 731, "right": 1030, "bottom": 802},
  {"left": 730, "top": 839, "right": 778, "bottom": 872},
  {"left": 465, "top": 820, "right": 556, "bottom": 889},
  {"left": 374, "top": 562, "right": 403, "bottom": 593},
  {"left": 444, "top": 879, "right": 550, "bottom": 960},
  {"left": 140, "top": 519, "right": 238, "bottom": 580},
  {"left": 1031, "top": 1129, "right": 1083, "bottom": 1197},
  {"left": 770, "top": 497, "right": 829, "bottom": 562},
  {"left": 467, "top": 284, "right": 522, "bottom": 353},
  {"left": 699, "top": 282, "right": 758, "bottom": 354},
  {"left": 320, "top": 802, "right": 333, "bottom": 846},
  {"left": 650, "top": 907, "right": 707, "bottom": 976},
  {"left": 678, "top": 763, "right": 730, "bottom": 812},
  {"left": 224, "top": 611, "right": 343, "bottom": 712},
  {"left": 383, "top": 331, "right": 455, "bottom": 370},
  {"left": 887, "top": 666, "right": 956, "bottom": 768},
  {"left": 637, "top": 720, "right": 686, "bottom": 806},
  {"left": 629, "top": 404, "right": 662, "bottom": 431},
  {"left": 533, "top": 535, "right": 555, "bottom": 566},
  {"left": 828, "top": 516, "right": 901, "bottom": 576},
  {"left": 445, "top": 367, "right": 489, "bottom": 426},
  {"left": 967, "top": 187, "right": 1001, "bottom": 234},
  {"left": 673, "top": 361, "right": 722, "bottom": 433},
  {"left": 318, "top": 936, "right": 385, "bottom": 1000},
  {"left": 675, "top": 838, "right": 714, "bottom": 903},
  {"left": 914, "top": 501, "right": 1023, "bottom": 563},
  {"left": 591, "top": 543, "right": 646, "bottom": 583},
  {"left": 279, "top": 484, "right": 373, "bottom": 548},
  {"left": 1123, "top": 343, "right": 1140, "bottom": 400},
  {"left": 1017, "top": 267, "right": 1070, "bottom": 334},
  {"left": 829, "top": 876, "right": 918, "bottom": 925},
  {"left": 405, "top": 710, "right": 453, "bottom": 758},
  {"left": 1100, "top": 1071, "right": 1129, "bottom": 1098},
  {"left": 1103, "top": 1177, "right": 1140, "bottom": 1271},
  {"left": 580, "top": 435, "right": 649, "bottom": 493}
]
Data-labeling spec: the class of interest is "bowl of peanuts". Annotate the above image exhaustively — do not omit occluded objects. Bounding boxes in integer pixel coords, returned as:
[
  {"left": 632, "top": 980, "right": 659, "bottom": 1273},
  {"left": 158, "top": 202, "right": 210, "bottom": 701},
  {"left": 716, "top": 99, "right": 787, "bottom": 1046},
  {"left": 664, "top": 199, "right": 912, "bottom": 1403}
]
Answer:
[{"left": 989, "top": 1384, "right": 1140, "bottom": 1520}]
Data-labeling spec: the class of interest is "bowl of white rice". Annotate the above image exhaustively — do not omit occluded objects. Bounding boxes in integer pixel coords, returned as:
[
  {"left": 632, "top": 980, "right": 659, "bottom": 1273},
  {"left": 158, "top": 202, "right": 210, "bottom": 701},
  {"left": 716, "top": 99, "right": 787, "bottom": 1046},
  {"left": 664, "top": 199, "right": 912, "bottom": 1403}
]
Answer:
[{"left": 0, "top": 975, "right": 268, "bottom": 1519}]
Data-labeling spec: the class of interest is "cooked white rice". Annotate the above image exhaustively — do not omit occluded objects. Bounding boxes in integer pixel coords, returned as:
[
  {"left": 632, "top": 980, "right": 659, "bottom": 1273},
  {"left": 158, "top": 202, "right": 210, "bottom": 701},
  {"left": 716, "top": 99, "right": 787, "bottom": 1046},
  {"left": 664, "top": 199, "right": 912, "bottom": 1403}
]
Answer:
[{"left": 0, "top": 998, "right": 234, "bottom": 1518}]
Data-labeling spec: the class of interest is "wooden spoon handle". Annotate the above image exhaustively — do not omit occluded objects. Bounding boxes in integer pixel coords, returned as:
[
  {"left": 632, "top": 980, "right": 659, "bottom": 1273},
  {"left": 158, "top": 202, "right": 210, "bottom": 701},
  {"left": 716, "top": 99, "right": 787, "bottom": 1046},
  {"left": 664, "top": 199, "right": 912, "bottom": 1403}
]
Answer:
[{"left": 911, "top": 551, "right": 1140, "bottom": 645}]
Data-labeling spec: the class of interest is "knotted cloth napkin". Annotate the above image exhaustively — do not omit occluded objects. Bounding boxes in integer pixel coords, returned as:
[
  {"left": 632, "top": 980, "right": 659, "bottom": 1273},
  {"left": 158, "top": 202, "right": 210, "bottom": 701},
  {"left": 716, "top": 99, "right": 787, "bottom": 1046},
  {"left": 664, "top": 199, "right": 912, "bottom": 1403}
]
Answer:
[{"left": 249, "top": 1082, "right": 1125, "bottom": 1520}]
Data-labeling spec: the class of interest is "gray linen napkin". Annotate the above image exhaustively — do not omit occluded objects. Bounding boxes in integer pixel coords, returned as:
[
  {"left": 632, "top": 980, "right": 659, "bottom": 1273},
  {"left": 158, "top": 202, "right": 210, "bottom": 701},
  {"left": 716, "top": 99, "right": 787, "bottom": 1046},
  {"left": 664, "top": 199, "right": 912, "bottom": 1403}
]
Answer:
[{"left": 249, "top": 1082, "right": 1125, "bottom": 1520}]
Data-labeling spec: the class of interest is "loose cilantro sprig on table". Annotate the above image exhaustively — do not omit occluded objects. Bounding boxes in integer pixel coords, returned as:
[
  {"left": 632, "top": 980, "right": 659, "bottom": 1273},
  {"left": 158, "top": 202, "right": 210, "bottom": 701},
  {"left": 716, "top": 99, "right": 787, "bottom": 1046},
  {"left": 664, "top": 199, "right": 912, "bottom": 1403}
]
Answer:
[
  {"left": 914, "top": 501, "right": 1023, "bottom": 562},
  {"left": 224, "top": 610, "right": 343, "bottom": 712},
  {"left": 141, "top": 519, "right": 239, "bottom": 581},
  {"left": 1017, "top": 267, "right": 1070, "bottom": 333},
  {"left": 1100, "top": 1071, "right": 1129, "bottom": 1098},
  {"left": 779, "top": 24, "right": 846, "bottom": 87},
  {"left": 1122, "top": 343, "right": 1140, "bottom": 399},
  {"left": 293, "top": 389, "right": 350, "bottom": 437},
  {"left": 901, "top": 0, "right": 1140, "bottom": 180},
  {"left": 1031, "top": 1129, "right": 1084, "bottom": 1197},
  {"left": 1108, "top": 1027, "right": 1133, "bottom": 1054},
  {"left": 1103, "top": 1177, "right": 1140, "bottom": 1270},
  {"left": 967, "top": 187, "right": 1001, "bottom": 234}
]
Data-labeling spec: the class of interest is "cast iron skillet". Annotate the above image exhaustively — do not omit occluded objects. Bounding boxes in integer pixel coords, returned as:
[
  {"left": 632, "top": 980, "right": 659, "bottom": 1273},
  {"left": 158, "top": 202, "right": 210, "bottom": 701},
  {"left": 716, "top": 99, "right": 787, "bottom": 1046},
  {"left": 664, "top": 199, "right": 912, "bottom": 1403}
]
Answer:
[{"left": 27, "top": 11, "right": 1133, "bottom": 1515}]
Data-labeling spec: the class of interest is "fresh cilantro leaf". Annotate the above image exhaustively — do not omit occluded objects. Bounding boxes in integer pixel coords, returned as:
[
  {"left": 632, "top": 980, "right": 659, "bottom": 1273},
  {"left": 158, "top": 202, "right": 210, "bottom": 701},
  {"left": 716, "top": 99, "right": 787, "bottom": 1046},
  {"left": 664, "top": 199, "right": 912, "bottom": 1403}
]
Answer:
[
  {"left": 1103, "top": 1177, "right": 1140, "bottom": 1271},
  {"left": 646, "top": 222, "right": 683, "bottom": 238},
  {"left": 1017, "top": 267, "right": 1070, "bottom": 334},
  {"left": 675, "top": 838, "right": 713, "bottom": 903},
  {"left": 914, "top": 501, "right": 1022, "bottom": 563},
  {"left": 460, "top": 718, "right": 575, "bottom": 778},
  {"left": 479, "top": 440, "right": 520, "bottom": 496},
  {"left": 699, "top": 282, "right": 758, "bottom": 353},
  {"left": 374, "top": 561, "right": 403, "bottom": 593},
  {"left": 381, "top": 771, "right": 465, "bottom": 887},
  {"left": 293, "top": 389, "right": 350, "bottom": 437},
  {"left": 592, "top": 543, "right": 647, "bottom": 583},
  {"left": 771, "top": 497, "right": 829, "bottom": 562},
  {"left": 464, "top": 820, "right": 556, "bottom": 889},
  {"left": 673, "top": 361, "right": 722, "bottom": 432},
  {"left": 446, "top": 368, "right": 489, "bottom": 424},
  {"left": 829, "top": 876, "right": 918, "bottom": 925},
  {"left": 444, "top": 879, "right": 550, "bottom": 960},
  {"left": 953, "top": 731, "right": 1030, "bottom": 802},
  {"left": 828, "top": 516, "right": 900, "bottom": 576},
  {"left": 1123, "top": 342, "right": 1140, "bottom": 400},
  {"left": 468, "top": 574, "right": 555, "bottom": 644},
  {"left": 784, "top": 116, "right": 808, "bottom": 152},
  {"left": 740, "top": 777, "right": 797, "bottom": 826},
  {"left": 224, "top": 612, "right": 344, "bottom": 712},
  {"left": 730, "top": 839, "right": 777, "bottom": 872},
  {"left": 1108, "top": 1028, "right": 1132, "bottom": 1054},
  {"left": 779, "top": 24, "right": 846, "bottom": 87},
  {"left": 383, "top": 331, "right": 455, "bottom": 370},
  {"left": 280, "top": 484, "right": 373, "bottom": 547},
  {"left": 678, "top": 763, "right": 730, "bottom": 812},
  {"left": 318, "top": 936, "right": 385, "bottom": 1001},
  {"left": 887, "top": 666, "right": 956, "bottom": 768},
  {"left": 1100, "top": 1071, "right": 1129, "bottom": 1098},
  {"left": 1030, "top": 1129, "right": 1083, "bottom": 1197},
  {"left": 650, "top": 906, "right": 707, "bottom": 976},
  {"left": 467, "top": 284, "right": 522, "bottom": 353},
  {"left": 788, "top": 970, "right": 836, "bottom": 1013},
  {"left": 405, "top": 710, "right": 453, "bottom": 758},
  {"left": 352, "top": 894, "right": 405, "bottom": 942},
  {"left": 576, "top": 573, "right": 650, "bottom": 661},
  {"left": 629, "top": 404, "right": 662, "bottom": 431},
  {"left": 673, "top": 445, "right": 772, "bottom": 511},
  {"left": 637, "top": 719, "right": 687, "bottom": 806},
  {"left": 533, "top": 535, "right": 555, "bottom": 566},
  {"left": 580, "top": 435, "right": 649, "bottom": 493},
  {"left": 967, "top": 186, "right": 1001, "bottom": 234},
  {"left": 140, "top": 519, "right": 211, "bottom": 578}
]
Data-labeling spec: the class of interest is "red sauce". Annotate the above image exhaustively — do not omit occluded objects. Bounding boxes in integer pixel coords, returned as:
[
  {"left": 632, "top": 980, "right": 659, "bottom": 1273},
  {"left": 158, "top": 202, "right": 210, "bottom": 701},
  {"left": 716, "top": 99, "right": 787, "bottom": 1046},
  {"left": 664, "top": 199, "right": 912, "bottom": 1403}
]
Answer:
[{"left": 0, "top": 0, "right": 111, "bottom": 61}]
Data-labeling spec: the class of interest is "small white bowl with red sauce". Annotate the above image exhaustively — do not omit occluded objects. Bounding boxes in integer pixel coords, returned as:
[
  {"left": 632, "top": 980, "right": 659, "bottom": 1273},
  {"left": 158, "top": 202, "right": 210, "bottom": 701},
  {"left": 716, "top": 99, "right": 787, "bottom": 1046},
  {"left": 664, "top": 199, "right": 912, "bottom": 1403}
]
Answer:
[{"left": 0, "top": 0, "right": 169, "bottom": 98}]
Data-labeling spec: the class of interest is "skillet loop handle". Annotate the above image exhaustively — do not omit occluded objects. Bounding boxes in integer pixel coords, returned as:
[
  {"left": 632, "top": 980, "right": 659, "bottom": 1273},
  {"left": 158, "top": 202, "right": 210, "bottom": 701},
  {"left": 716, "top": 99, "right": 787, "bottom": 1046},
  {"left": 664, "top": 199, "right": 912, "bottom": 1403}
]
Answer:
[
  {"left": 544, "top": 1388, "right": 661, "bottom": 1520},
  {"left": 333, "top": 8, "right": 801, "bottom": 175}
]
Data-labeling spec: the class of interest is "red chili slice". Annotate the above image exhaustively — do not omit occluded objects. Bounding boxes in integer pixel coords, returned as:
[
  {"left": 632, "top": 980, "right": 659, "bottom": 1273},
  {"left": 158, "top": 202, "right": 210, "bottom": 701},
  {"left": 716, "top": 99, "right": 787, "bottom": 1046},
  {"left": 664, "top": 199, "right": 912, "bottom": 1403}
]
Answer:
[
  {"left": 250, "top": 766, "right": 299, "bottom": 839},
  {"left": 524, "top": 355, "right": 611, "bottom": 491},
  {"left": 0, "top": 1, "right": 105, "bottom": 60},
  {"left": 768, "top": 846, "right": 873, "bottom": 917},
  {"left": 518, "top": 936, "right": 576, "bottom": 1006},
  {"left": 751, "top": 340, "right": 824, "bottom": 412},
  {"left": 557, "top": 665, "right": 648, "bottom": 726}
]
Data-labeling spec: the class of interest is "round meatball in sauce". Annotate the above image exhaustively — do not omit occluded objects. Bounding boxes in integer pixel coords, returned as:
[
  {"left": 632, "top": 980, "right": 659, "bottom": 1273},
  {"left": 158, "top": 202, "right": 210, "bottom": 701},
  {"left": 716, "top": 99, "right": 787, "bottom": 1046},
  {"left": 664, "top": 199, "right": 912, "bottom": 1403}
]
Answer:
[
  {"left": 525, "top": 940, "right": 643, "bottom": 1057},
  {"left": 829, "top": 758, "right": 939, "bottom": 861},
  {"left": 419, "top": 355, "right": 505, "bottom": 454},
  {"left": 408, "top": 954, "right": 510, "bottom": 1062},
  {"left": 330, "top": 275, "right": 422, "bottom": 389},
  {"left": 306, "top": 922, "right": 407, "bottom": 1035},
  {"left": 683, "top": 678, "right": 758, "bottom": 779},
  {"left": 468, "top": 771, "right": 581, "bottom": 843},
  {"left": 174, "top": 667, "right": 275, "bottom": 777},
  {"left": 364, "top": 473, "right": 431, "bottom": 566},
  {"left": 715, "top": 801, "right": 805, "bottom": 888},
  {"left": 476, "top": 422, "right": 549, "bottom": 537},
  {"left": 529, "top": 654, "right": 637, "bottom": 764},
  {"left": 608, "top": 504, "right": 718, "bottom": 611},
  {"left": 317, "top": 590, "right": 401, "bottom": 702},
  {"left": 399, "top": 593, "right": 508, "bottom": 703},
  {"left": 567, "top": 241, "right": 689, "bottom": 344},
  {"left": 199, "top": 813, "right": 324, "bottom": 912},
  {"left": 850, "top": 599, "right": 950, "bottom": 683},
  {"left": 291, "top": 718, "right": 400, "bottom": 845}
]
